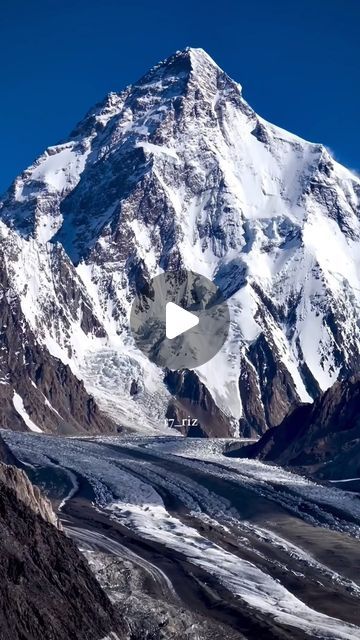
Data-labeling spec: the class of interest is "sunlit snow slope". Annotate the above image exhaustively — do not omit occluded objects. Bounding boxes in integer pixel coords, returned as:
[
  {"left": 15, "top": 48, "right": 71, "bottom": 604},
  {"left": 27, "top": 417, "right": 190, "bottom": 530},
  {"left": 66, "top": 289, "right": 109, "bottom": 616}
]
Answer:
[{"left": 1, "top": 48, "right": 360, "bottom": 436}]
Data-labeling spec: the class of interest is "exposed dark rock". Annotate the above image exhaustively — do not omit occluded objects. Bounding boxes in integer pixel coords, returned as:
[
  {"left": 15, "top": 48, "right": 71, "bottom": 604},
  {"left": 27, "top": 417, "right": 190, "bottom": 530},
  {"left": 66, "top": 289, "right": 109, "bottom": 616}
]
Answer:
[
  {"left": 230, "top": 376, "right": 360, "bottom": 480},
  {"left": 251, "top": 120, "right": 272, "bottom": 146},
  {"left": 130, "top": 379, "right": 139, "bottom": 396},
  {"left": 295, "top": 339, "right": 321, "bottom": 400},
  {"left": 0, "top": 458, "right": 59, "bottom": 528},
  {"left": 50, "top": 243, "right": 106, "bottom": 338},
  {"left": 0, "top": 433, "right": 17, "bottom": 465},
  {"left": 238, "top": 353, "right": 267, "bottom": 437},
  {"left": 164, "top": 369, "right": 234, "bottom": 437},
  {"left": 246, "top": 332, "right": 300, "bottom": 430},
  {"left": 0, "top": 451, "right": 125, "bottom": 640}
]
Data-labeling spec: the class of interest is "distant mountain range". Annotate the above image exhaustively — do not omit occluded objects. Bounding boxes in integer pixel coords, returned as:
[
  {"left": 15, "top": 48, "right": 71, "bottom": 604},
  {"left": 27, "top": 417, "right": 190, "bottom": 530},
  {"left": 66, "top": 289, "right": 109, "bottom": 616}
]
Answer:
[{"left": 1, "top": 47, "right": 360, "bottom": 437}]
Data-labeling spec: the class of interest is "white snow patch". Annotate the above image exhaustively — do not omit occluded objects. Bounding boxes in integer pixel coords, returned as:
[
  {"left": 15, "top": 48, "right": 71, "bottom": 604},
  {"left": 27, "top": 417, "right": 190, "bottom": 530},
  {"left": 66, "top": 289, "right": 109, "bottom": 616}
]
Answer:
[{"left": 12, "top": 392, "right": 43, "bottom": 433}]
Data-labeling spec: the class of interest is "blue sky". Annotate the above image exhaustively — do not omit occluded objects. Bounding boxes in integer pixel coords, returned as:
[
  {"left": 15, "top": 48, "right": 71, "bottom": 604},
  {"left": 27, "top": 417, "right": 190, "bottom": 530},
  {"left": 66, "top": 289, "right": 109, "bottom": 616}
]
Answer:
[{"left": 0, "top": 0, "right": 358, "bottom": 192}]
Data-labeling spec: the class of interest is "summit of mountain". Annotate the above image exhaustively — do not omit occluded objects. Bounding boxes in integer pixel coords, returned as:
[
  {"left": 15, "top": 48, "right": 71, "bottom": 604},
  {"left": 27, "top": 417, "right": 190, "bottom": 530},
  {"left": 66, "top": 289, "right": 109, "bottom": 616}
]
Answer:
[{"left": 0, "top": 48, "right": 359, "bottom": 436}]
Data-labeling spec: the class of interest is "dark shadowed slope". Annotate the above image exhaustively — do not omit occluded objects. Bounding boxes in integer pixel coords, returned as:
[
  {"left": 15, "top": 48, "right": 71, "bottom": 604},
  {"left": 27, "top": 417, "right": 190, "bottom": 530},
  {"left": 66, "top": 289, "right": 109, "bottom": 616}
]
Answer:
[
  {"left": 230, "top": 376, "right": 360, "bottom": 480},
  {"left": 0, "top": 432, "right": 17, "bottom": 465},
  {"left": 0, "top": 435, "right": 125, "bottom": 640}
]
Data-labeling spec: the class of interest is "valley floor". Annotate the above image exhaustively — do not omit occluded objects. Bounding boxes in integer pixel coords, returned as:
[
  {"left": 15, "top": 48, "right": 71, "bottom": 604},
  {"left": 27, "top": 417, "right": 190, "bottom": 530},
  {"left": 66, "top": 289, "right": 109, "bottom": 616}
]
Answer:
[{"left": 3, "top": 432, "right": 360, "bottom": 640}]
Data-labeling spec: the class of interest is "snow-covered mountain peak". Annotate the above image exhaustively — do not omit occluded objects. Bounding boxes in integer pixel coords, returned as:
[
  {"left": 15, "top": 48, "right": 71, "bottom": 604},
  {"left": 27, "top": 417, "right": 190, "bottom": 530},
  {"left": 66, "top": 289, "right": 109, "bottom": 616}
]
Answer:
[
  {"left": 72, "top": 48, "right": 230, "bottom": 139},
  {"left": 135, "top": 47, "right": 237, "bottom": 94},
  {"left": 1, "top": 49, "right": 360, "bottom": 437},
  {"left": 0, "top": 48, "right": 248, "bottom": 251}
]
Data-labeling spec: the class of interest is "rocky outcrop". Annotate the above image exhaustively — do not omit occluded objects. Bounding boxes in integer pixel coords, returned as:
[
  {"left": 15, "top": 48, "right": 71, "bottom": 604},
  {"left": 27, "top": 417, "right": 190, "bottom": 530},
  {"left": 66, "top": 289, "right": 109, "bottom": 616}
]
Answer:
[
  {"left": 0, "top": 432, "right": 17, "bottom": 465},
  {"left": 165, "top": 369, "right": 234, "bottom": 437},
  {"left": 231, "top": 376, "right": 360, "bottom": 480},
  {"left": 0, "top": 436, "right": 125, "bottom": 640},
  {"left": 0, "top": 462, "right": 59, "bottom": 527},
  {"left": 239, "top": 333, "right": 301, "bottom": 436}
]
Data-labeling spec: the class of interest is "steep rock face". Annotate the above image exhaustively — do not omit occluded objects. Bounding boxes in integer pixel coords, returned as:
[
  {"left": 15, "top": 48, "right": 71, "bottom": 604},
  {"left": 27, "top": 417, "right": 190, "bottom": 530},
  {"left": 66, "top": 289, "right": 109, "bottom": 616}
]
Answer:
[
  {"left": 0, "top": 431, "right": 17, "bottom": 465},
  {"left": 0, "top": 438, "right": 125, "bottom": 640},
  {"left": 1, "top": 48, "right": 360, "bottom": 435},
  {"left": 165, "top": 369, "right": 233, "bottom": 436},
  {"left": 232, "top": 376, "right": 360, "bottom": 479},
  {"left": 0, "top": 461, "right": 59, "bottom": 527},
  {"left": 240, "top": 332, "right": 300, "bottom": 434}
]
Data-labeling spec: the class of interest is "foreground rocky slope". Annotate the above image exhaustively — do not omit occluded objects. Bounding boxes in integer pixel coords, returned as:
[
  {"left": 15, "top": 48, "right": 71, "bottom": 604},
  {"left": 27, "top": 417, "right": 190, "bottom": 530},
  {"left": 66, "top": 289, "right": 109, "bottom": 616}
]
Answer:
[
  {"left": 230, "top": 376, "right": 360, "bottom": 479},
  {"left": 0, "top": 432, "right": 17, "bottom": 464},
  {"left": 0, "top": 436, "right": 124, "bottom": 640},
  {"left": 1, "top": 47, "right": 360, "bottom": 436}
]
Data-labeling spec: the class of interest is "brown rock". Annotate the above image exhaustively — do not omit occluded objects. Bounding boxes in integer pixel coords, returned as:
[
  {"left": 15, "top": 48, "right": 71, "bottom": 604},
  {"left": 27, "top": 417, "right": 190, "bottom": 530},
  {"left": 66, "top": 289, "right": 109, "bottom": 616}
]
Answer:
[{"left": 0, "top": 456, "right": 125, "bottom": 640}]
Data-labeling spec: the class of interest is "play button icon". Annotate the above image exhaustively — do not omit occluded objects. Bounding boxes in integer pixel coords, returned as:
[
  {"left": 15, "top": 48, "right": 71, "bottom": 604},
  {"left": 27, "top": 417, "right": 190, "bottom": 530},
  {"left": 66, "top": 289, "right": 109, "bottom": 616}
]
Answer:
[
  {"left": 166, "top": 302, "right": 199, "bottom": 340},
  {"left": 130, "top": 269, "right": 230, "bottom": 370}
]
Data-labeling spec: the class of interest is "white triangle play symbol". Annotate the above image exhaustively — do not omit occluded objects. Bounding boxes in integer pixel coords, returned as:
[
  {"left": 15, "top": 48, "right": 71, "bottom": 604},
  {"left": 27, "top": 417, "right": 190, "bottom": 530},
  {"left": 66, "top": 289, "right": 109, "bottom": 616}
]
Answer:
[{"left": 166, "top": 302, "right": 199, "bottom": 340}]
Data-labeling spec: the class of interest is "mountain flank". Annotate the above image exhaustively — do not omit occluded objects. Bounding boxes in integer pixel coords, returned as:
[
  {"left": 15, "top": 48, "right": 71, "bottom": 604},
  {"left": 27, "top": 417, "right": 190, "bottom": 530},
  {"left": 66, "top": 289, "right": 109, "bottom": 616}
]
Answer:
[
  {"left": 229, "top": 376, "right": 360, "bottom": 480},
  {"left": 0, "top": 435, "right": 126, "bottom": 640}
]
